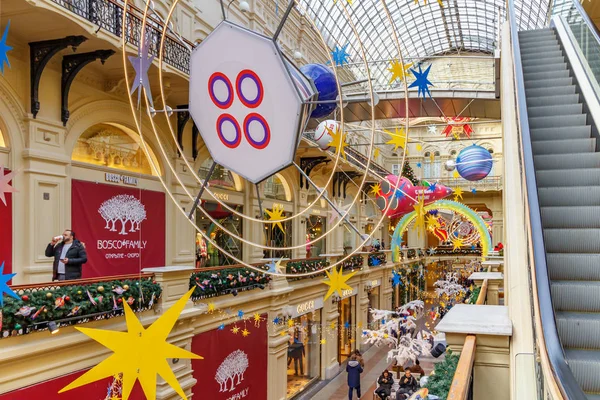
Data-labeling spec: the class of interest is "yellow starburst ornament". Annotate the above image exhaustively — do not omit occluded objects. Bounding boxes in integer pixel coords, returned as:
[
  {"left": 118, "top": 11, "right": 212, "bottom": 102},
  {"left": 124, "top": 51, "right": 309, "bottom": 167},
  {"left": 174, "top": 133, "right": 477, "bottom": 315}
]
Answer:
[
  {"left": 242, "top": 328, "right": 251, "bottom": 337},
  {"left": 327, "top": 126, "right": 348, "bottom": 160},
  {"left": 370, "top": 183, "right": 382, "bottom": 197},
  {"left": 416, "top": 143, "right": 423, "bottom": 151},
  {"left": 385, "top": 128, "right": 408, "bottom": 152},
  {"left": 413, "top": 195, "right": 427, "bottom": 236},
  {"left": 323, "top": 267, "right": 357, "bottom": 300},
  {"left": 288, "top": 319, "right": 295, "bottom": 328},
  {"left": 415, "top": 0, "right": 444, "bottom": 7},
  {"left": 452, "top": 170, "right": 460, "bottom": 179},
  {"left": 207, "top": 302, "right": 216, "bottom": 313},
  {"left": 320, "top": 339, "right": 327, "bottom": 345},
  {"left": 231, "top": 326, "right": 240, "bottom": 334},
  {"left": 59, "top": 288, "right": 202, "bottom": 400},
  {"left": 388, "top": 59, "right": 413, "bottom": 83},
  {"left": 453, "top": 187, "right": 464, "bottom": 201},
  {"left": 265, "top": 204, "right": 285, "bottom": 232},
  {"left": 374, "top": 148, "right": 380, "bottom": 159},
  {"left": 452, "top": 237, "right": 464, "bottom": 250},
  {"left": 426, "top": 214, "right": 440, "bottom": 231}
]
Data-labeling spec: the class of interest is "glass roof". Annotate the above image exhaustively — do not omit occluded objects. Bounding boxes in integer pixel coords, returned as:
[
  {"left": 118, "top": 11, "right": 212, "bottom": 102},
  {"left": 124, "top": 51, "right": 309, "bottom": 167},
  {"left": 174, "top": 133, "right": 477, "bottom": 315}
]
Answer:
[{"left": 294, "top": 0, "right": 551, "bottom": 89}]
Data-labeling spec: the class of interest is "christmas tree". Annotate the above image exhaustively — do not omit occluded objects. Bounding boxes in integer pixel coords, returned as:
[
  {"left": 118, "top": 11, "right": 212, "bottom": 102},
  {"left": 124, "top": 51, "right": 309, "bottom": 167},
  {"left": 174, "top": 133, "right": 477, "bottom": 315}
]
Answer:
[
  {"left": 424, "top": 349, "right": 459, "bottom": 399},
  {"left": 403, "top": 162, "right": 419, "bottom": 186}
]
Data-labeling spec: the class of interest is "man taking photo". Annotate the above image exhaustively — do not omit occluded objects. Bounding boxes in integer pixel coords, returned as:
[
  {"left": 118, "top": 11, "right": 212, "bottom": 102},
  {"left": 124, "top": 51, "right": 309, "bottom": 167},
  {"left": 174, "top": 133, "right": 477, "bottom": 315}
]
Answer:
[{"left": 45, "top": 229, "right": 87, "bottom": 281}]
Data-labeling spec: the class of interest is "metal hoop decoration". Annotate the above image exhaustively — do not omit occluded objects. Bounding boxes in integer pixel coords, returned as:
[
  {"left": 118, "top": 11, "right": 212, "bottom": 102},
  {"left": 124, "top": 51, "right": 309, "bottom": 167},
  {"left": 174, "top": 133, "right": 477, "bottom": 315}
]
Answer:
[
  {"left": 216, "top": 113, "right": 241, "bottom": 148},
  {"left": 208, "top": 72, "right": 234, "bottom": 109},
  {"left": 243, "top": 113, "right": 270, "bottom": 149},
  {"left": 236, "top": 69, "right": 264, "bottom": 108}
]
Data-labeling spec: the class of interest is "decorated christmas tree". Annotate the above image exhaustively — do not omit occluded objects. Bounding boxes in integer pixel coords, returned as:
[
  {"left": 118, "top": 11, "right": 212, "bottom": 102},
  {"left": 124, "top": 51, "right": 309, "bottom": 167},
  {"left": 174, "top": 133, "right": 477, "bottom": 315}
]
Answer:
[
  {"left": 424, "top": 349, "right": 459, "bottom": 399},
  {"left": 403, "top": 162, "right": 419, "bottom": 186}
]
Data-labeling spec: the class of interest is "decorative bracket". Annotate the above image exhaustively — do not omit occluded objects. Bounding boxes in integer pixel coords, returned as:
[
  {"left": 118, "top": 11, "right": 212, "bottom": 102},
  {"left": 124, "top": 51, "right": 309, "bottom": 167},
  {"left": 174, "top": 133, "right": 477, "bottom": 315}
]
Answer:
[
  {"left": 29, "top": 35, "right": 87, "bottom": 118},
  {"left": 299, "top": 156, "right": 330, "bottom": 189},
  {"left": 332, "top": 171, "right": 360, "bottom": 198},
  {"left": 61, "top": 50, "right": 115, "bottom": 125}
]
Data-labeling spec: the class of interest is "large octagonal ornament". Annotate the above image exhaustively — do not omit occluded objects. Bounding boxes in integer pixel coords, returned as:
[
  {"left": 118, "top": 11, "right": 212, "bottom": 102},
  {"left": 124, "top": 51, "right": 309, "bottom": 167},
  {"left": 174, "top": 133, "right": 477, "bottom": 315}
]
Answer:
[{"left": 189, "top": 22, "right": 316, "bottom": 183}]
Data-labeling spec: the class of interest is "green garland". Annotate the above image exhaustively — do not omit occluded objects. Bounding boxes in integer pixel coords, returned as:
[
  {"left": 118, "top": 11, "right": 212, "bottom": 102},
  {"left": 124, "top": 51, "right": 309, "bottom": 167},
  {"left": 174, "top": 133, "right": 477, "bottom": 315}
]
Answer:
[
  {"left": 286, "top": 258, "right": 330, "bottom": 278},
  {"left": 468, "top": 286, "right": 481, "bottom": 304},
  {"left": 190, "top": 267, "right": 272, "bottom": 300},
  {"left": 368, "top": 252, "right": 386, "bottom": 267},
  {"left": 1, "top": 278, "right": 161, "bottom": 338},
  {"left": 424, "top": 349, "right": 460, "bottom": 399}
]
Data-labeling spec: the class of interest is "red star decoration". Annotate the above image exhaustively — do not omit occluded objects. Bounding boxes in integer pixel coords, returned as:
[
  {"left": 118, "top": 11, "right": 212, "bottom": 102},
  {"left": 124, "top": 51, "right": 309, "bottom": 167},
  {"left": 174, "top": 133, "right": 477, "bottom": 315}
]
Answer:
[{"left": 442, "top": 117, "right": 473, "bottom": 139}]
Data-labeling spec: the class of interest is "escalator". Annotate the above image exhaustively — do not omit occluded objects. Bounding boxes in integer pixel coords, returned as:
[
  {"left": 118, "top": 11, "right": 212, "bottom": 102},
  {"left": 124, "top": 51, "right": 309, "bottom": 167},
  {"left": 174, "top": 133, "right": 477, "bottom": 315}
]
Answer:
[{"left": 518, "top": 26, "right": 600, "bottom": 400}]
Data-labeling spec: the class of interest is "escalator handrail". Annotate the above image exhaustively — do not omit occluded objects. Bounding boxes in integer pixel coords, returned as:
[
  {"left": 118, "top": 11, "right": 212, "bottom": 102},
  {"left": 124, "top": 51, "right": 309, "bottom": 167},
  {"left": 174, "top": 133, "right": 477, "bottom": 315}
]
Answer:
[
  {"left": 507, "top": 1, "right": 588, "bottom": 398},
  {"left": 570, "top": 0, "right": 600, "bottom": 46}
]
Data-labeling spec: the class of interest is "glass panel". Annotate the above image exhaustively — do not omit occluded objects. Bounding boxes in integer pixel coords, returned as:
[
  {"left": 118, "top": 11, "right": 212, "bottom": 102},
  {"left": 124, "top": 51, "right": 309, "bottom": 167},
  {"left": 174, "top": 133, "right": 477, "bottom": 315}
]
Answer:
[
  {"left": 263, "top": 175, "right": 288, "bottom": 201},
  {"left": 264, "top": 211, "right": 292, "bottom": 259},
  {"left": 286, "top": 310, "right": 322, "bottom": 398},
  {"left": 196, "top": 202, "right": 243, "bottom": 266},
  {"left": 338, "top": 296, "right": 356, "bottom": 363},
  {"left": 306, "top": 215, "right": 326, "bottom": 257},
  {"left": 198, "top": 157, "right": 238, "bottom": 191}
]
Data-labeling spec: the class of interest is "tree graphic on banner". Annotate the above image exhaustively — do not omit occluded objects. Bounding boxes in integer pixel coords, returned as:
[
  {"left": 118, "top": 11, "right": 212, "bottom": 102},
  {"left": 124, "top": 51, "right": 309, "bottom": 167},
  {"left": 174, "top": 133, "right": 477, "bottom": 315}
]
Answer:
[
  {"left": 215, "top": 349, "right": 249, "bottom": 392},
  {"left": 98, "top": 195, "right": 147, "bottom": 235}
]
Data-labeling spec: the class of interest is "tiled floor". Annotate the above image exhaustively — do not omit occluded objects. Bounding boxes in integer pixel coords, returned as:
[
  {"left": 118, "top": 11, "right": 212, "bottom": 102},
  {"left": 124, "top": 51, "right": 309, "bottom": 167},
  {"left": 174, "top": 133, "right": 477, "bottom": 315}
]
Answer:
[{"left": 286, "top": 373, "right": 313, "bottom": 398}]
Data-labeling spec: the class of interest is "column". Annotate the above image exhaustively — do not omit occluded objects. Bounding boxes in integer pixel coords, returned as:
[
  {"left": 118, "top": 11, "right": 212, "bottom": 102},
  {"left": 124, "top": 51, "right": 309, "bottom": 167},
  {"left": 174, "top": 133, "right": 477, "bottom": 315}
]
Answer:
[
  {"left": 267, "top": 275, "right": 292, "bottom": 400},
  {"left": 169, "top": 159, "right": 197, "bottom": 266},
  {"left": 248, "top": 205, "right": 266, "bottom": 262},
  {"left": 357, "top": 276, "right": 370, "bottom": 352},
  {"left": 322, "top": 296, "right": 340, "bottom": 379}
]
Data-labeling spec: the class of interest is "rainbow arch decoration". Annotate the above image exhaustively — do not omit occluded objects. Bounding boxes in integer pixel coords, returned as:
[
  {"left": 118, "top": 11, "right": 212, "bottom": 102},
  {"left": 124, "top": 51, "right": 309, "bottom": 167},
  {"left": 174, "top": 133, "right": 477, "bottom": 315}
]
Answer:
[{"left": 391, "top": 199, "right": 492, "bottom": 262}]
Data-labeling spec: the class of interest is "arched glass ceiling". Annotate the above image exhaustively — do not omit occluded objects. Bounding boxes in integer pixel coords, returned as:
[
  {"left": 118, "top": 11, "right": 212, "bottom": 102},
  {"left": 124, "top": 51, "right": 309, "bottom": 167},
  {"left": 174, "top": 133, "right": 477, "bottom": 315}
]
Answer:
[{"left": 295, "top": 0, "right": 551, "bottom": 88}]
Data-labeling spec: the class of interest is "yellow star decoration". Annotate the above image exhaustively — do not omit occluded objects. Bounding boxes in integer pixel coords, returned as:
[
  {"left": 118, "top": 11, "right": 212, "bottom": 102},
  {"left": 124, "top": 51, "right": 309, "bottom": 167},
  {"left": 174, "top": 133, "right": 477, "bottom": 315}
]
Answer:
[
  {"left": 231, "top": 326, "right": 240, "bottom": 335},
  {"left": 452, "top": 170, "right": 460, "bottom": 179},
  {"left": 280, "top": 330, "right": 287, "bottom": 337},
  {"left": 413, "top": 195, "right": 427, "bottom": 237},
  {"left": 349, "top": 338, "right": 355, "bottom": 344},
  {"left": 207, "top": 303, "right": 216, "bottom": 313},
  {"left": 288, "top": 319, "right": 295, "bottom": 328},
  {"left": 374, "top": 148, "right": 380, "bottom": 159},
  {"left": 452, "top": 237, "right": 464, "bottom": 250},
  {"left": 415, "top": 0, "right": 444, "bottom": 7},
  {"left": 59, "top": 288, "right": 202, "bottom": 400},
  {"left": 385, "top": 128, "right": 408, "bottom": 152},
  {"left": 370, "top": 183, "right": 382, "bottom": 197},
  {"left": 265, "top": 204, "right": 285, "bottom": 232},
  {"left": 323, "top": 267, "right": 357, "bottom": 300},
  {"left": 416, "top": 143, "right": 423, "bottom": 151},
  {"left": 383, "top": 333, "right": 389, "bottom": 339},
  {"left": 242, "top": 328, "right": 251, "bottom": 337},
  {"left": 388, "top": 59, "right": 413, "bottom": 83},
  {"left": 429, "top": 152, "right": 435, "bottom": 162},
  {"left": 254, "top": 313, "right": 263, "bottom": 324},
  {"left": 453, "top": 187, "right": 464, "bottom": 201},
  {"left": 426, "top": 214, "right": 440, "bottom": 231},
  {"left": 320, "top": 339, "right": 327, "bottom": 345},
  {"left": 330, "top": 321, "right": 336, "bottom": 330},
  {"left": 357, "top": 322, "right": 362, "bottom": 329},
  {"left": 327, "top": 126, "right": 348, "bottom": 160}
]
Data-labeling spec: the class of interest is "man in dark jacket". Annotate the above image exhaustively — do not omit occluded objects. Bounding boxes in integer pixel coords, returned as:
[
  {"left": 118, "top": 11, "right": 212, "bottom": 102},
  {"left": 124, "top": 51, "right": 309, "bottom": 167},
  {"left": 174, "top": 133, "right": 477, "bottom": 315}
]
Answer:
[
  {"left": 45, "top": 230, "right": 87, "bottom": 281},
  {"left": 346, "top": 355, "right": 363, "bottom": 400},
  {"left": 396, "top": 370, "right": 419, "bottom": 399}
]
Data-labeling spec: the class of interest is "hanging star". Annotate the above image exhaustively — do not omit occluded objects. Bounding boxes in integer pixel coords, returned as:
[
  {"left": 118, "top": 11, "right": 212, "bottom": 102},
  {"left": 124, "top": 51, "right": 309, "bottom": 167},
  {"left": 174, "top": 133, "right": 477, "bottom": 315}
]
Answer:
[
  {"left": 452, "top": 170, "right": 460, "bottom": 179},
  {"left": 429, "top": 152, "right": 436, "bottom": 163},
  {"left": 426, "top": 215, "right": 440, "bottom": 231},
  {"left": 265, "top": 205, "right": 285, "bottom": 233},
  {"left": 409, "top": 64, "right": 433, "bottom": 99},
  {"left": 241, "top": 328, "right": 251, "bottom": 337},
  {"left": 253, "top": 313, "right": 263, "bottom": 324},
  {"left": 427, "top": 181, "right": 437, "bottom": 192},
  {"left": 59, "top": 288, "right": 202, "bottom": 400},
  {"left": 452, "top": 237, "right": 464, "bottom": 250},
  {"left": 416, "top": 143, "right": 423, "bottom": 151},
  {"left": 471, "top": 188, "right": 477, "bottom": 194},
  {"left": 344, "top": 321, "right": 350, "bottom": 329},
  {"left": 0, "top": 21, "right": 12, "bottom": 75},
  {"left": 427, "top": 247, "right": 437, "bottom": 256},
  {"left": 370, "top": 256, "right": 382, "bottom": 266},
  {"left": 288, "top": 319, "right": 294, "bottom": 328},
  {"left": 370, "top": 183, "right": 382, "bottom": 197},
  {"left": 323, "top": 267, "right": 356, "bottom": 300},
  {"left": 388, "top": 59, "right": 413, "bottom": 83},
  {"left": 416, "top": 162, "right": 422, "bottom": 168},
  {"left": 392, "top": 270, "right": 401, "bottom": 287},
  {"left": 320, "top": 339, "right": 327, "bottom": 345},
  {"left": 237, "top": 310, "right": 245, "bottom": 319},
  {"left": 231, "top": 326, "right": 240, "bottom": 334},
  {"left": 128, "top": 36, "right": 154, "bottom": 108},
  {"left": 374, "top": 148, "right": 380, "bottom": 159},
  {"left": 394, "top": 181, "right": 407, "bottom": 199},
  {"left": 273, "top": 316, "right": 281, "bottom": 325},
  {"left": 207, "top": 303, "right": 216, "bottom": 313},
  {"left": 266, "top": 258, "right": 285, "bottom": 274},
  {"left": 427, "top": 125, "right": 437, "bottom": 134},
  {"left": 327, "top": 126, "right": 348, "bottom": 160},
  {"left": 218, "top": 324, "right": 225, "bottom": 331},
  {"left": 0, "top": 166, "right": 18, "bottom": 207},
  {"left": 413, "top": 195, "right": 427, "bottom": 236},
  {"left": 357, "top": 322, "right": 362, "bottom": 329},
  {"left": 330, "top": 321, "right": 336, "bottom": 330},
  {"left": 331, "top": 44, "right": 351, "bottom": 67},
  {"left": 0, "top": 262, "right": 18, "bottom": 306},
  {"left": 454, "top": 187, "right": 464, "bottom": 201},
  {"left": 385, "top": 127, "right": 408, "bottom": 152}
]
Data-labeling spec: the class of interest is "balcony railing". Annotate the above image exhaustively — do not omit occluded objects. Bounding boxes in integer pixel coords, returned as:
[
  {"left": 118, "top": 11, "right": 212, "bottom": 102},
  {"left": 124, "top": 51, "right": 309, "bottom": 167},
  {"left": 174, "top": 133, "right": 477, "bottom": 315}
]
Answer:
[
  {"left": 429, "top": 176, "right": 503, "bottom": 191},
  {"left": 50, "top": 0, "right": 193, "bottom": 73}
]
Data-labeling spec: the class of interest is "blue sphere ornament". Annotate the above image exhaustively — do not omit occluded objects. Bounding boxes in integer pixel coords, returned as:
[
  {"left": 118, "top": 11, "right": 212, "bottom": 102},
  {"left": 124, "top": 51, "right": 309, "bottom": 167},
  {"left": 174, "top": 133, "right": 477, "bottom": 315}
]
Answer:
[
  {"left": 300, "top": 63, "right": 338, "bottom": 118},
  {"left": 456, "top": 145, "right": 493, "bottom": 181}
]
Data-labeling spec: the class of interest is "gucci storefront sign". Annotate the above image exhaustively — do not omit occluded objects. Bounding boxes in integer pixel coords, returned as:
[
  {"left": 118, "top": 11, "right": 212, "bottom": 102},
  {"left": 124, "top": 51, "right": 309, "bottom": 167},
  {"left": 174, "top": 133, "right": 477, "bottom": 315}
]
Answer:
[{"left": 290, "top": 297, "right": 324, "bottom": 318}]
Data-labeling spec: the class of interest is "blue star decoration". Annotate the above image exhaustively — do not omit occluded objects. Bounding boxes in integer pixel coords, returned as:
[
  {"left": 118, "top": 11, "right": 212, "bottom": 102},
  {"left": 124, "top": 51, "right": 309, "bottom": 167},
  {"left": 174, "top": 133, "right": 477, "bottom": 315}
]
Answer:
[
  {"left": 471, "top": 245, "right": 476, "bottom": 250},
  {"left": 394, "top": 182, "right": 407, "bottom": 199},
  {"left": 218, "top": 324, "right": 225, "bottom": 330},
  {"left": 381, "top": 319, "right": 386, "bottom": 325},
  {"left": 331, "top": 44, "right": 351, "bottom": 67},
  {"left": 273, "top": 316, "right": 281, "bottom": 325},
  {"left": 362, "top": 330, "right": 368, "bottom": 336},
  {"left": 0, "top": 20, "right": 12, "bottom": 75},
  {"left": 0, "top": 262, "right": 18, "bottom": 306},
  {"left": 237, "top": 310, "right": 245, "bottom": 319},
  {"left": 370, "top": 256, "right": 382, "bottom": 266},
  {"left": 471, "top": 188, "right": 477, "bottom": 194},
  {"left": 416, "top": 162, "right": 422, "bottom": 168},
  {"left": 392, "top": 270, "right": 402, "bottom": 287},
  {"left": 128, "top": 36, "right": 154, "bottom": 108},
  {"left": 427, "top": 182, "right": 437, "bottom": 192},
  {"left": 266, "top": 260, "right": 277, "bottom": 274},
  {"left": 409, "top": 64, "right": 433, "bottom": 99},
  {"left": 344, "top": 321, "right": 350, "bottom": 329}
]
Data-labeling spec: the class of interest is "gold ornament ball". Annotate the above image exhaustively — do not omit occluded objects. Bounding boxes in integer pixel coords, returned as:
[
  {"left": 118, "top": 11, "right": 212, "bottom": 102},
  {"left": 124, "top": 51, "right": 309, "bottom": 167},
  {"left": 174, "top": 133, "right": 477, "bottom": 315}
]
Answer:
[
  {"left": 77, "top": 290, "right": 82, "bottom": 295},
  {"left": 97, "top": 286, "right": 104, "bottom": 293},
  {"left": 123, "top": 285, "right": 129, "bottom": 291},
  {"left": 46, "top": 292, "right": 53, "bottom": 299}
]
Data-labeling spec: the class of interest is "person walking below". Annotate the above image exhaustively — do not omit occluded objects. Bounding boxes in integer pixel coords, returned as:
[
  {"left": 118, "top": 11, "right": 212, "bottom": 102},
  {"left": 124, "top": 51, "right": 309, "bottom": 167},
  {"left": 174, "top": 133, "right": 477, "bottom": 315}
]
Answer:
[
  {"left": 45, "top": 230, "right": 87, "bottom": 281},
  {"left": 375, "top": 369, "right": 394, "bottom": 399},
  {"left": 354, "top": 349, "right": 365, "bottom": 368},
  {"left": 346, "top": 354, "right": 363, "bottom": 400}
]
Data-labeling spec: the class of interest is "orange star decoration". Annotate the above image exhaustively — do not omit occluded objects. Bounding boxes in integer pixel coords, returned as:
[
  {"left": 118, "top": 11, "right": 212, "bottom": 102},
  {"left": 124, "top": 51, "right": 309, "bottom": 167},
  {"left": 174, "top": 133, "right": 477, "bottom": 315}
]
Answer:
[
  {"left": 59, "top": 288, "right": 202, "bottom": 400},
  {"left": 323, "top": 267, "right": 357, "bottom": 300},
  {"left": 231, "top": 326, "right": 240, "bottom": 335},
  {"left": 242, "top": 328, "right": 251, "bottom": 337},
  {"left": 370, "top": 183, "right": 382, "bottom": 197},
  {"left": 452, "top": 237, "right": 464, "bottom": 250},
  {"left": 385, "top": 128, "right": 408, "bottom": 152},
  {"left": 265, "top": 204, "right": 285, "bottom": 232},
  {"left": 413, "top": 195, "right": 427, "bottom": 236},
  {"left": 327, "top": 126, "right": 348, "bottom": 160},
  {"left": 442, "top": 117, "right": 473, "bottom": 139},
  {"left": 388, "top": 60, "right": 413, "bottom": 83},
  {"left": 453, "top": 187, "right": 464, "bottom": 201}
]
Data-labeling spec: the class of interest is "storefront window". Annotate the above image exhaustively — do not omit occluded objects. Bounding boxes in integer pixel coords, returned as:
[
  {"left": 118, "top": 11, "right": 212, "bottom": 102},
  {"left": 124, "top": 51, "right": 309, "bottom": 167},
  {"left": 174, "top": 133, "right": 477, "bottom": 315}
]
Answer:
[
  {"left": 72, "top": 123, "right": 161, "bottom": 176},
  {"left": 286, "top": 311, "right": 322, "bottom": 398},
  {"left": 264, "top": 210, "right": 292, "bottom": 259},
  {"left": 196, "top": 202, "right": 243, "bottom": 266},
  {"left": 338, "top": 296, "right": 356, "bottom": 363},
  {"left": 263, "top": 175, "right": 290, "bottom": 201},
  {"left": 306, "top": 216, "right": 326, "bottom": 258},
  {"left": 198, "top": 157, "right": 241, "bottom": 191},
  {"left": 367, "top": 286, "right": 381, "bottom": 329}
]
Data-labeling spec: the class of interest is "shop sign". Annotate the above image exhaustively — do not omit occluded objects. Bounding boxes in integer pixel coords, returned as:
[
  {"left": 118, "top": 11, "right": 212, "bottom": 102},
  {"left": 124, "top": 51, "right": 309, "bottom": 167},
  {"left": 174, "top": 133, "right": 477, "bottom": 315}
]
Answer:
[
  {"left": 105, "top": 172, "right": 138, "bottom": 186},
  {"left": 290, "top": 297, "right": 324, "bottom": 318},
  {"left": 340, "top": 285, "right": 358, "bottom": 299},
  {"left": 369, "top": 279, "right": 381, "bottom": 288},
  {"left": 311, "top": 209, "right": 321, "bottom": 215},
  {"left": 213, "top": 191, "right": 229, "bottom": 201},
  {"left": 272, "top": 202, "right": 285, "bottom": 210}
]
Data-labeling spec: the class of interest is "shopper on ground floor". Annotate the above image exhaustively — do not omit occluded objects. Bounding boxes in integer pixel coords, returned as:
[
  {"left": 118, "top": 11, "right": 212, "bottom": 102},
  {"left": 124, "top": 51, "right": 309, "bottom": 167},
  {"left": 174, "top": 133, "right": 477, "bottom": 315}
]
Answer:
[
  {"left": 396, "top": 370, "right": 418, "bottom": 399},
  {"left": 375, "top": 369, "right": 394, "bottom": 399},
  {"left": 346, "top": 354, "right": 363, "bottom": 400}
]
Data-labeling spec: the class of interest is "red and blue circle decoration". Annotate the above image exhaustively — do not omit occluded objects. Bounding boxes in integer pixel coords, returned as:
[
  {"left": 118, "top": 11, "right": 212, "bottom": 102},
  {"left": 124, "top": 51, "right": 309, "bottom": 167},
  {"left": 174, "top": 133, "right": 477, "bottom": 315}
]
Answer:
[
  {"left": 236, "top": 69, "right": 264, "bottom": 108},
  {"left": 300, "top": 63, "right": 338, "bottom": 118},
  {"left": 216, "top": 113, "right": 241, "bottom": 148},
  {"left": 244, "top": 113, "right": 270, "bottom": 149},
  {"left": 208, "top": 72, "right": 234, "bottom": 109},
  {"left": 456, "top": 144, "right": 493, "bottom": 181}
]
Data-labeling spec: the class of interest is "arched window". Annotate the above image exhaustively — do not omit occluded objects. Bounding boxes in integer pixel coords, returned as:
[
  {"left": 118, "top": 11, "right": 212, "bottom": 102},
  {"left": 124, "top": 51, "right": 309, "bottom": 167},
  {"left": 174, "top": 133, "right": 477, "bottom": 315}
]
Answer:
[
  {"left": 263, "top": 174, "right": 292, "bottom": 201},
  {"left": 72, "top": 123, "right": 161, "bottom": 176},
  {"left": 198, "top": 157, "right": 242, "bottom": 191},
  {"left": 0, "top": 128, "right": 5, "bottom": 148}
]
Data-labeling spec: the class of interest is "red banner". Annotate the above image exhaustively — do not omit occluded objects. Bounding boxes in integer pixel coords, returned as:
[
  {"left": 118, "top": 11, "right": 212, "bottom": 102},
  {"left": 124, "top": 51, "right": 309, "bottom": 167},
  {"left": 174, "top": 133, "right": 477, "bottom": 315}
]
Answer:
[
  {"left": 71, "top": 180, "right": 165, "bottom": 278},
  {"left": 0, "top": 370, "right": 144, "bottom": 400},
  {"left": 0, "top": 168, "right": 12, "bottom": 275},
  {"left": 191, "top": 316, "right": 268, "bottom": 400}
]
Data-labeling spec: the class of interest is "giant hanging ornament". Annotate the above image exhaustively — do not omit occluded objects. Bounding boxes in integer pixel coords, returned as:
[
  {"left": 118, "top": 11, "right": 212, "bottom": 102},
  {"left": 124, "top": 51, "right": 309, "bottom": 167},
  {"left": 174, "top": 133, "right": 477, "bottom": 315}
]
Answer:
[
  {"left": 314, "top": 120, "right": 339, "bottom": 150},
  {"left": 374, "top": 175, "right": 453, "bottom": 218},
  {"left": 300, "top": 63, "right": 338, "bottom": 118},
  {"left": 456, "top": 144, "right": 493, "bottom": 181}
]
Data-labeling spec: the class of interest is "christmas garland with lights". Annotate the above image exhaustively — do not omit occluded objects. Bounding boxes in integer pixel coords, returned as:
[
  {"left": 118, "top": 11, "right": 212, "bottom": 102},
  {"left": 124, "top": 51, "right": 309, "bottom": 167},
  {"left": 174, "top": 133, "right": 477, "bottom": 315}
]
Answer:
[
  {"left": 424, "top": 348, "right": 459, "bottom": 399},
  {"left": 468, "top": 286, "right": 481, "bottom": 304},
  {"left": 1, "top": 278, "right": 161, "bottom": 338},
  {"left": 286, "top": 256, "right": 363, "bottom": 281},
  {"left": 430, "top": 248, "right": 482, "bottom": 256},
  {"left": 368, "top": 252, "right": 386, "bottom": 267},
  {"left": 190, "top": 267, "right": 272, "bottom": 300}
]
